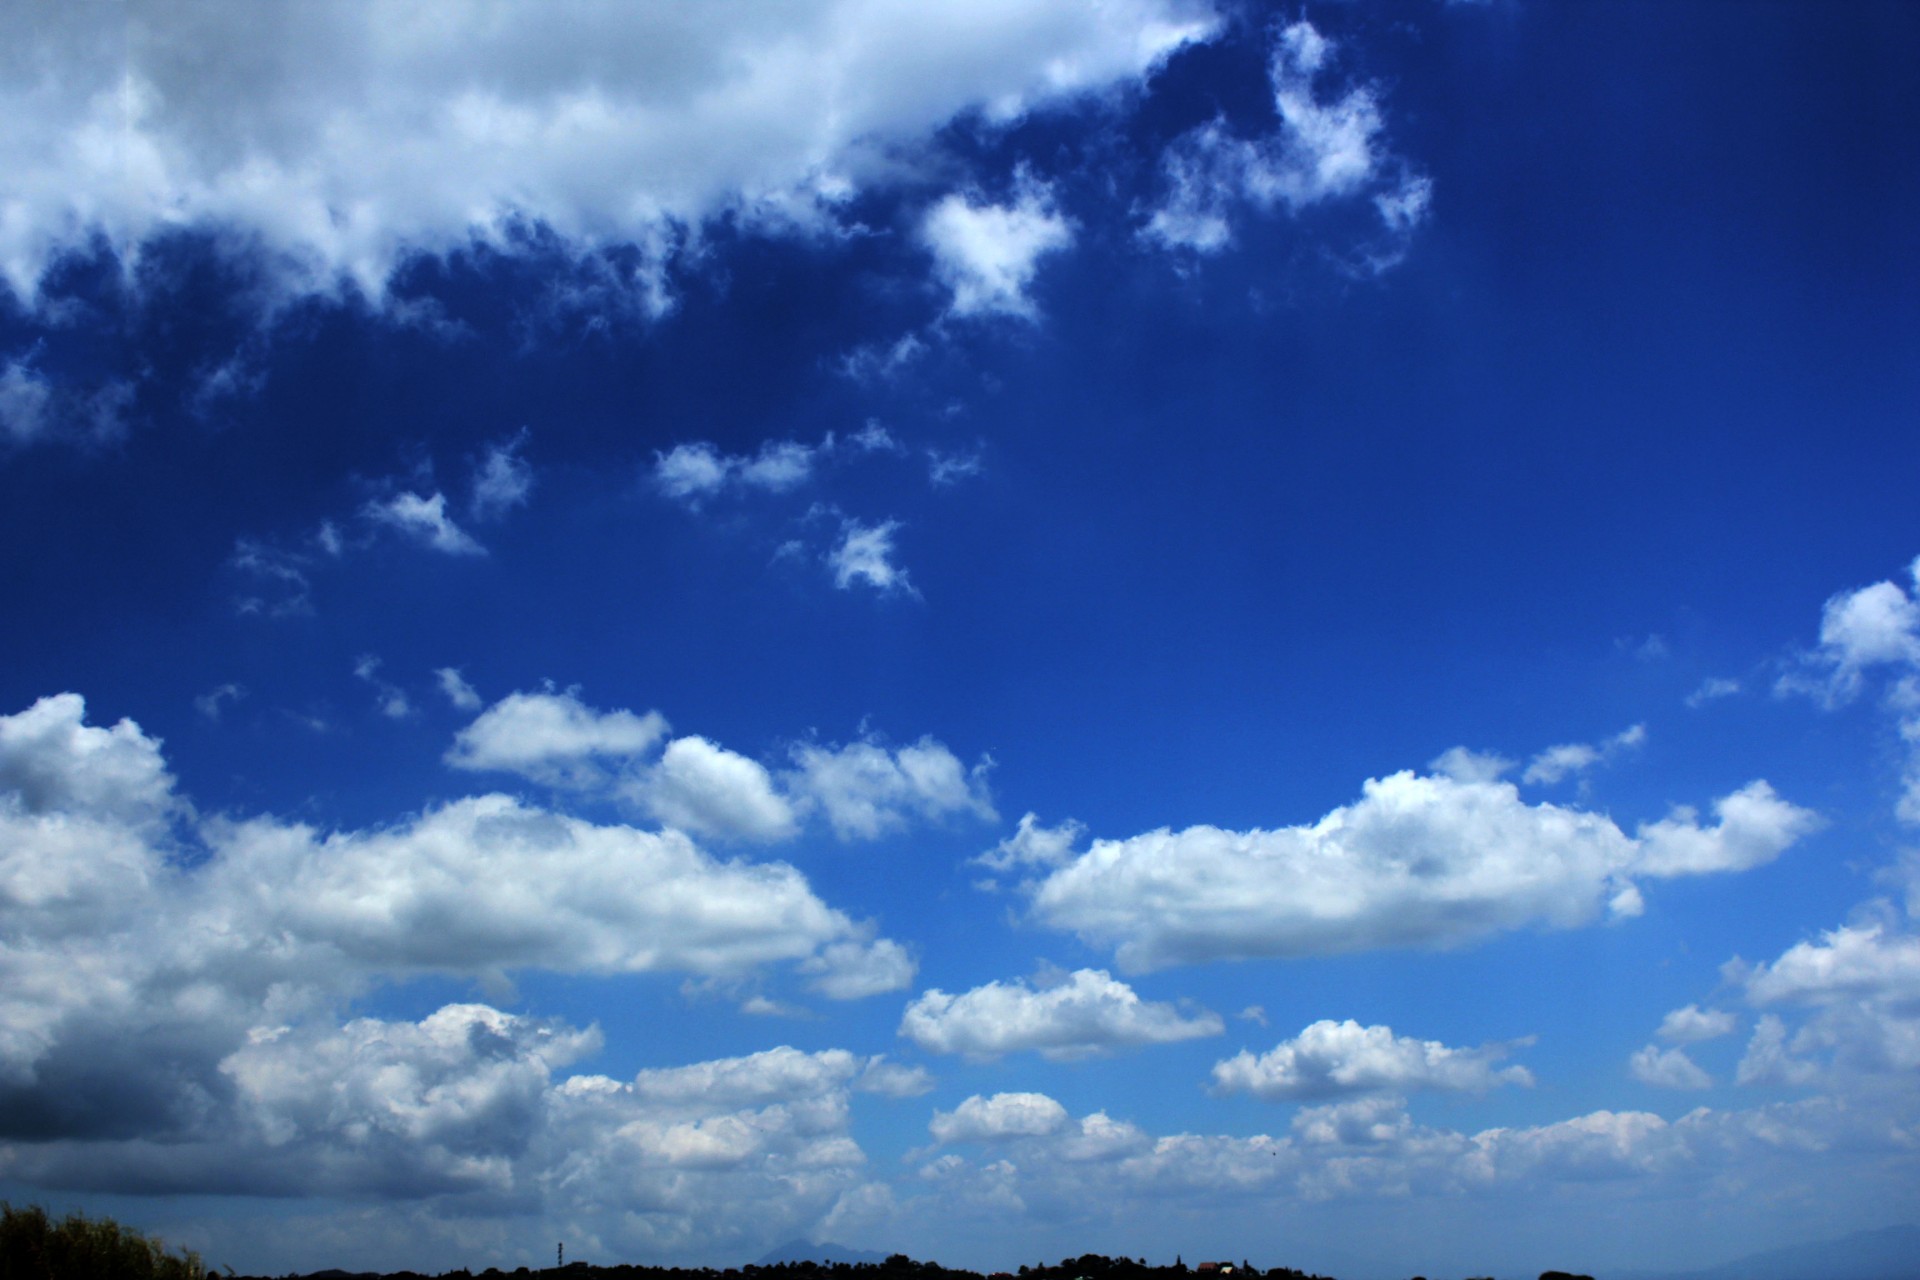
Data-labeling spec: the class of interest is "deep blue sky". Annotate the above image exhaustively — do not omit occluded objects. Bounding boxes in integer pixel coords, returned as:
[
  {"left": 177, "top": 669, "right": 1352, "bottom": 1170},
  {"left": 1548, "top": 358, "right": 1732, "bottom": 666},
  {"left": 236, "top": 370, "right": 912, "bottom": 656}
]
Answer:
[{"left": 3, "top": 3, "right": 1919, "bottom": 1277}]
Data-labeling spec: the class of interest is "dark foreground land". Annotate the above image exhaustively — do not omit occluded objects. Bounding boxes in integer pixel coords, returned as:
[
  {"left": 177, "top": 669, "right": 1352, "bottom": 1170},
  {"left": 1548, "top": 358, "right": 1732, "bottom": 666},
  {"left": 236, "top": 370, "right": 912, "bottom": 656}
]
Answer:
[{"left": 231, "top": 1255, "right": 1580, "bottom": 1280}]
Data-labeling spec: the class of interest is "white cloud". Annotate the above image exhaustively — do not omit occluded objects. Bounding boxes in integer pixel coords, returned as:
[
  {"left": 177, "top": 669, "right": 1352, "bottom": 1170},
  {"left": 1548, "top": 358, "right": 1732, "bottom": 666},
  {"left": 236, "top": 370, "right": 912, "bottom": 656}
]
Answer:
[
  {"left": 803, "top": 938, "right": 919, "bottom": 1001},
  {"left": 220, "top": 794, "right": 875, "bottom": 981},
  {"left": 1781, "top": 557, "right": 1920, "bottom": 824},
  {"left": 1210, "top": 1019, "right": 1532, "bottom": 1100},
  {"left": 446, "top": 688, "right": 668, "bottom": 788},
  {"left": 1686, "top": 676, "right": 1742, "bottom": 708},
  {"left": 787, "top": 734, "right": 994, "bottom": 840},
  {"left": 1728, "top": 907, "right": 1920, "bottom": 1087},
  {"left": 927, "top": 449, "right": 985, "bottom": 487},
  {"left": 922, "top": 181, "right": 1074, "bottom": 319},
  {"left": 975, "top": 812, "right": 1085, "bottom": 873},
  {"left": 1521, "top": 723, "right": 1645, "bottom": 786},
  {"left": 929, "top": 1092, "right": 1069, "bottom": 1144},
  {"left": 901, "top": 968, "right": 1222, "bottom": 1061},
  {"left": 1741, "top": 920, "right": 1920, "bottom": 1009},
  {"left": 828, "top": 518, "right": 914, "bottom": 594},
  {"left": 633, "top": 735, "right": 799, "bottom": 843},
  {"left": 0, "top": 358, "right": 53, "bottom": 444},
  {"left": 0, "top": 1, "right": 1217, "bottom": 307},
  {"left": 364, "top": 491, "right": 486, "bottom": 556},
  {"left": 1142, "top": 21, "right": 1423, "bottom": 259},
  {"left": 1791, "top": 565, "right": 1920, "bottom": 703},
  {"left": 1656, "top": 1004, "right": 1737, "bottom": 1044},
  {"left": 193, "top": 682, "right": 246, "bottom": 722},
  {"left": 1628, "top": 1045, "right": 1711, "bottom": 1090},
  {"left": 0, "top": 353, "right": 130, "bottom": 449},
  {"left": 856, "top": 1058, "right": 935, "bottom": 1098},
  {"left": 1026, "top": 765, "right": 1816, "bottom": 970},
  {"left": 352, "top": 654, "right": 413, "bottom": 720},
  {"left": 1735, "top": 1014, "right": 1823, "bottom": 1087},
  {"left": 0, "top": 692, "right": 913, "bottom": 1147},
  {"left": 653, "top": 437, "right": 827, "bottom": 505},
  {"left": 434, "top": 667, "right": 482, "bottom": 712},
  {"left": 221, "top": 1004, "right": 601, "bottom": 1192},
  {"left": 470, "top": 429, "right": 533, "bottom": 521},
  {"left": 0, "top": 693, "right": 173, "bottom": 827}
]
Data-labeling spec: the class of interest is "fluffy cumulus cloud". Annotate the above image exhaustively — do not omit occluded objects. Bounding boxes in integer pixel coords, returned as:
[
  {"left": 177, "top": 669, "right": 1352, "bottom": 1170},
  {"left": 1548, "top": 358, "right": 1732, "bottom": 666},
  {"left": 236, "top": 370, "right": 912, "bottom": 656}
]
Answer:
[
  {"left": 633, "top": 735, "right": 799, "bottom": 844},
  {"left": 445, "top": 689, "right": 990, "bottom": 850},
  {"left": 1728, "top": 914, "right": 1920, "bottom": 1086},
  {"left": 10, "top": 1015, "right": 895, "bottom": 1266},
  {"left": 922, "top": 179, "right": 1075, "bottom": 319},
  {"left": 929, "top": 1092, "right": 1069, "bottom": 1144},
  {"left": 0, "top": 692, "right": 174, "bottom": 827},
  {"left": 900, "top": 968, "right": 1222, "bottom": 1061},
  {"left": 446, "top": 688, "right": 669, "bottom": 788},
  {"left": 1142, "top": 21, "right": 1427, "bottom": 261},
  {"left": 786, "top": 734, "right": 995, "bottom": 839},
  {"left": 1628, "top": 1045, "right": 1711, "bottom": 1090},
  {"left": 1210, "top": 1020, "right": 1532, "bottom": 1101},
  {"left": 1782, "top": 555, "right": 1920, "bottom": 823},
  {"left": 1023, "top": 766, "right": 1817, "bottom": 971},
  {"left": 0, "top": 693, "right": 911, "bottom": 1159},
  {"left": 0, "top": 0, "right": 1217, "bottom": 304},
  {"left": 1656, "top": 1004, "right": 1738, "bottom": 1044}
]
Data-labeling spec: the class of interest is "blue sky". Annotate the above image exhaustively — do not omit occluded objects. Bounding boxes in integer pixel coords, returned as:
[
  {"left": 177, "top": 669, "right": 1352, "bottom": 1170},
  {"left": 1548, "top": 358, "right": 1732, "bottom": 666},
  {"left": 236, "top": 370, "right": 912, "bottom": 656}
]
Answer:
[{"left": 3, "top": 2, "right": 1919, "bottom": 1277}]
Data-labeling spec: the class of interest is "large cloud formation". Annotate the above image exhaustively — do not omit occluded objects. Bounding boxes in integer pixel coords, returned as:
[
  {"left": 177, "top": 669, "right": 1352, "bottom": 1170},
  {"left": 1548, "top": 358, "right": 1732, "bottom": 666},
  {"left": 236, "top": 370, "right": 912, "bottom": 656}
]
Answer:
[
  {"left": 0, "top": 693, "right": 909, "bottom": 1150},
  {"left": 0, "top": 0, "right": 1218, "bottom": 303},
  {"left": 1018, "top": 767, "right": 1817, "bottom": 970}
]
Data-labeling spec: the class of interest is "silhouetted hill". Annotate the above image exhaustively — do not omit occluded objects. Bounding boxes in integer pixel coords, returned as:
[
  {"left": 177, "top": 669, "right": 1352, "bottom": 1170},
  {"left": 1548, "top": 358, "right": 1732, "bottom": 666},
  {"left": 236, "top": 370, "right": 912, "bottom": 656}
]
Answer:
[
  {"left": 1615, "top": 1223, "right": 1920, "bottom": 1280},
  {"left": 757, "top": 1242, "right": 891, "bottom": 1266}
]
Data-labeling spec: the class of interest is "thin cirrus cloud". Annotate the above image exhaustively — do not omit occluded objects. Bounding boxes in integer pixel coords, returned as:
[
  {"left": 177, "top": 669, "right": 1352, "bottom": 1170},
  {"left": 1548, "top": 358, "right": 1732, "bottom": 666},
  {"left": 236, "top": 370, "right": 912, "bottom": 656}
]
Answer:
[
  {"left": 900, "top": 968, "right": 1223, "bottom": 1061},
  {"left": 0, "top": 0, "right": 1219, "bottom": 306},
  {"left": 1016, "top": 766, "right": 1819, "bottom": 971}
]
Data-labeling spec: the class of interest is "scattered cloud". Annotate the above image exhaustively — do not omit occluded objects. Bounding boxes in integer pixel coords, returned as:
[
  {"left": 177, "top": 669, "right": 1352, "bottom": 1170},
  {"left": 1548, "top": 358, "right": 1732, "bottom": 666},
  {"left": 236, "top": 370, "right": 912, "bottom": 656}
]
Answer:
[
  {"left": 1141, "top": 21, "right": 1426, "bottom": 263},
  {"left": 0, "top": 352, "right": 132, "bottom": 450},
  {"left": 900, "top": 968, "right": 1222, "bottom": 1061},
  {"left": 929, "top": 1092, "right": 1068, "bottom": 1144},
  {"left": 1210, "top": 1019, "right": 1532, "bottom": 1100},
  {"left": 922, "top": 178, "right": 1075, "bottom": 319},
  {"left": 1779, "top": 555, "right": 1920, "bottom": 822},
  {"left": 1521, "top": 723, "right": 1645, "bottom": 786},
  {"left": 632, "top": 735, "right": 800, "bottom": 843},
  {"left": 975, "top": 812, "right": 1086, "bottom": 874},
  {"left": 1025, "top": 764, "right": 1817, "bottom": 970},
  {"left": 1628, "top": 1044, "right": 1711, "bottom": 1090},
  {"left": 446, "top": 688, "right": 668, "bottom": 789},
  {"left": 786, "top": 734, "right": 994, "bottom": 840},
  {"left": 1656, "top": 1004, "right": 1738, "bottom": 1044},
  {"left": 434, "top": 667, "right": 482, "bottom": 712},
  {"left": 352, "top": 655, "right": 413, "bottom": 720},
  {"left": 193, "top": 683, "right": 246, "bottom": 722},
  {"left": 828, "top": 518, "right": 915, "bottom": 594},
  {"left": 470, "top": 429, "right": 533, "bottom": 522},
  {"left": 364, "top": 491, "right": 486, "bottom": 556},
  {"left": 1686, "top": 676, "right": 1742, "bottom": 708},
  {"left": 654, "top": 438, "right": 826, "bottom": 505}
]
